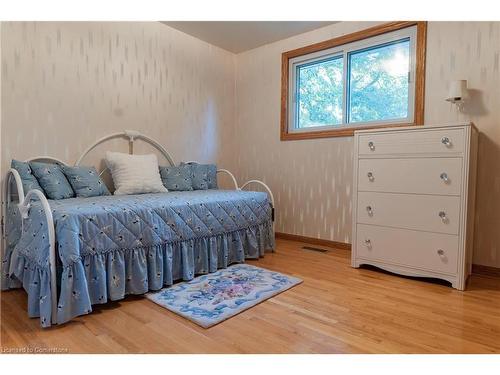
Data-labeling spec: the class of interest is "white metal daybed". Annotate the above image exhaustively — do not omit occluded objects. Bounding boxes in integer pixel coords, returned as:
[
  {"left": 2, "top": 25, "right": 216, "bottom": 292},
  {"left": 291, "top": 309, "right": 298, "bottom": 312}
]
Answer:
[{"left": 2, "top": 130, "right": 275, "bottom": 327}]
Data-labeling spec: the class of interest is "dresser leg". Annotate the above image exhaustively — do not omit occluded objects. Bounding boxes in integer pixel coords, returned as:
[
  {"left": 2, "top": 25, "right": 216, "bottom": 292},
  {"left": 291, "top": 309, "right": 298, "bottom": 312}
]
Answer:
[{"left": 452, "top": 279, "right": 466, "bottom": 291}]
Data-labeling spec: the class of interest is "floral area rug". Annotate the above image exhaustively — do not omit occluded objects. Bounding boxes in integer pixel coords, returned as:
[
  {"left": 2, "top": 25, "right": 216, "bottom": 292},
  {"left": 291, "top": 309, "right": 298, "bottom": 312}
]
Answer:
[{"left": 146, "top": 264, "right": 302, "bottom": 328}]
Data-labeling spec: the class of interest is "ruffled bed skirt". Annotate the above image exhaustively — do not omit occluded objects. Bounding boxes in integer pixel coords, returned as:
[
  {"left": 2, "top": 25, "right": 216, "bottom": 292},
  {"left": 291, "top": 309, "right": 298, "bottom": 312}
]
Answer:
[
  {"left": 8, "top": 254, "right": 52, "bottom": 326},
  {"left": 8, "top": 220, "right": 274, "bottom": 327}
]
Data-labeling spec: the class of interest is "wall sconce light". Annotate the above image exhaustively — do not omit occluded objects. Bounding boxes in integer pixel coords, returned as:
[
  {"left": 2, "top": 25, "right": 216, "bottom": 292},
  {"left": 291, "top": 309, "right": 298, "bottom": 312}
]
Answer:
[{"left": 445, "top": 80, "right": 469, "bottom": 111}]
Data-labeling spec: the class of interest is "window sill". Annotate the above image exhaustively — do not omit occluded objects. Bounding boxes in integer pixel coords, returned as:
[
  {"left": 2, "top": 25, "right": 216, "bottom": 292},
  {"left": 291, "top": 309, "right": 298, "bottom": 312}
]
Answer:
[{"left": 280, "top": 122, "right": 423, "bottom": 141}]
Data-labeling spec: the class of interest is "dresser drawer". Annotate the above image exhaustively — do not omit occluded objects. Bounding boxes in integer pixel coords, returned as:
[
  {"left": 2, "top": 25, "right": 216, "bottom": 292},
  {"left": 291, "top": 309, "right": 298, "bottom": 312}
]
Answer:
[
  {"left": 356, "top": 224, "right": 458, "bottom": 275},
  {"left": 358, "top": 128, "right": 465, "bottom": 157},
  {"left": 358, "top": 158, "right": 463, "bottom": 195},
  {"left": 357, "top": 192, "right": 461, "bottom": 235}
]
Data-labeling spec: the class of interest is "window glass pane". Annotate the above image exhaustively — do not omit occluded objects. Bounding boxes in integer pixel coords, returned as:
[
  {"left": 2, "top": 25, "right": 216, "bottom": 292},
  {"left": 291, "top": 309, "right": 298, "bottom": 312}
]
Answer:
[
  {"left": 296, "top": 56, "right": 343, "bottom": 128},
  {"left": 348, "top": 39, "right": 410, "bottom": 123}
]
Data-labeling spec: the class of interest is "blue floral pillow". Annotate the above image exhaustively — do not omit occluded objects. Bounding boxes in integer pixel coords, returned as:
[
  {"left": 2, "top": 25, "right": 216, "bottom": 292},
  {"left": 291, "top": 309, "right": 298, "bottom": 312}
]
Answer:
[
  {"left": 61, "top": 165, "right": 111, "bottom": 198},
  {"left": 181, "top": 162, "right": 217, "bottom": 190},
  {"left": 30, "top": 162, "right": 75, "bottom": 200},
  {"left": 206, "top": 164, "right": 217, "bottom": 189},
  {"left": 159, "top": 165, "right": 193, "bottom": 191},
  {"left": 10, "top": 160, "right": 45, "bottom": 195}
]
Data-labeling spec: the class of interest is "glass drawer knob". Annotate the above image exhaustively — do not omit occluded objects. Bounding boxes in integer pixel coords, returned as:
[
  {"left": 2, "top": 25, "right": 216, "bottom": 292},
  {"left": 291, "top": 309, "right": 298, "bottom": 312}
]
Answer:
[
  {"left": 368, "top": 141, "right": 375, "bottom": 151},
  {"left": 438, "top": 211, "right": 447, "bottom": 222},
  {"left": 440, "top": 172, "right": 449, "bottom": 182},
  {"left": 367, "top": 172, "right": 374, "bottom": 181},
  {"left": 364, "top": 239, "right": 372, "bottom": 247},
  {"left": 366, "top": 206, "right": 373, "bottom": 216},
  {"left": 437, "top": 249, "right": 445, "bottom": 256},
  {"left": 441, "top": 137, "right": 451, "bottom": 147}
]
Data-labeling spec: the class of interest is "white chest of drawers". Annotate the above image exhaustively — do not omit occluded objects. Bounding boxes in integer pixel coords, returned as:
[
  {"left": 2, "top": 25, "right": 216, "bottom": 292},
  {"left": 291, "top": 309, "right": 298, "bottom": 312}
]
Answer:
[{"left": 351, "top": 123, "right": 478, "bottom": 290}]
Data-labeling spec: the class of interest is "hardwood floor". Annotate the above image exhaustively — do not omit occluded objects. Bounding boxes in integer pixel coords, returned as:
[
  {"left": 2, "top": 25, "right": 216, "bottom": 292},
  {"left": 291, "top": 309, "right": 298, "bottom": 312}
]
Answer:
[{"left": 2, "top": 238, "right": 500, "bottom": 354}]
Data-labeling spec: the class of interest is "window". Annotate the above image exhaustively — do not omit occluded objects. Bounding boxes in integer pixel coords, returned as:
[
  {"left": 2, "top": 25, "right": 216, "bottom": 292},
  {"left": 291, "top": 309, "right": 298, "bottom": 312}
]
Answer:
[
  {"left": 281, "top": 22, "right": 426, "bottom": 140},
  {"left": 296, "top": 55, "right": 344, "bottom": 128}
]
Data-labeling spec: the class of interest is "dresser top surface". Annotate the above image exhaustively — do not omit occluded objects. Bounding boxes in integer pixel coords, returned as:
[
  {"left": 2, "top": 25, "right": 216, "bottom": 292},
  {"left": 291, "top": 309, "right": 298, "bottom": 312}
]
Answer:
[{"left": 353, "top": 122, "right": 476, "bottom": 135}]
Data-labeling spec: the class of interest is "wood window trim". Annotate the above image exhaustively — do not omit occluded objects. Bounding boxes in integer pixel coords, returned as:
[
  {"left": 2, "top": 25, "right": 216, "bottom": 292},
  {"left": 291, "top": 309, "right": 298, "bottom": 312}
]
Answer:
[{"left": 280, "top": 21, "right": 427, "bottom": 141}]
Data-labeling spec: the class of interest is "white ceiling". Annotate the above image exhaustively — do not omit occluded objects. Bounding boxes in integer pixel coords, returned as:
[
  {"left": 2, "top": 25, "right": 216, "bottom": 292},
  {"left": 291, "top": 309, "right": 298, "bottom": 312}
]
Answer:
[{"left": 162, "top": 21, "right": 337, "bottom": 53}]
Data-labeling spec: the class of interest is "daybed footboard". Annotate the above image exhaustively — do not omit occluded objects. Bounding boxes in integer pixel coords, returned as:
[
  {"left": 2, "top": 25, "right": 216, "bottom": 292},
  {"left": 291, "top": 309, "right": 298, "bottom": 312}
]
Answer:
[
  {"left": 215, "top": 168, "right": 275, "bottom": 226},
  {"left": 216, "top": 169, "right": 239, "bottom": 190},
  {"left": 20, "top": 189, "right": 58, "bottom": 325},
  {"left": 240, "top": 179, "right": 275, "bottom": 233},
  {"left": 3, "top": 168, "right": 58, "bottom": 325}
]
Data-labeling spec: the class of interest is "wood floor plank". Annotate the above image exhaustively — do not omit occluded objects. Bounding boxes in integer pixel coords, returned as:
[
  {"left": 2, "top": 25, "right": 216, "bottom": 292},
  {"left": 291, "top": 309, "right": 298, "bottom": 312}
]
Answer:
[{"left": 1, "top": 238, "right": 500, "bottom": 353}]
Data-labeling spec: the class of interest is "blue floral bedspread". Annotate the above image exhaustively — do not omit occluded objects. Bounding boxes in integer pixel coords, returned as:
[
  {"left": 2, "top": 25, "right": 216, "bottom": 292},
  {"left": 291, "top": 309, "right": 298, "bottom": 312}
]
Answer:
[{"left": 1, "top": 190, "right": 274, "bottom": 327}]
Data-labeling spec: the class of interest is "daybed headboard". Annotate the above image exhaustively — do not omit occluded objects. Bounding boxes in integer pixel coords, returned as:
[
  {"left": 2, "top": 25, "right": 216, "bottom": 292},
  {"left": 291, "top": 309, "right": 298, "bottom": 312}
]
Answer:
[{"left": 75, "top": 130, "right": 175, "bottom": 167}]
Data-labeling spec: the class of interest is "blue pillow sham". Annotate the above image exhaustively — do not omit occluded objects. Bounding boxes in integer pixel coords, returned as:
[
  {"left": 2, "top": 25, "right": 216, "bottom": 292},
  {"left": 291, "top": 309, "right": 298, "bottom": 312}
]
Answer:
[
  {"left": 61, "top": 165, "right": 111, "bottom": 198},
  {"left": 10, "top": 159, "right": 44, "bottom": 195},
  {"left": 159, "top": 165, "right": 193, "bottom": 191},
  {"left": 30, "top": 162, "right": 75, "bottom": 200},
  {"left": 206, "top": 164, "right": 217, "bottom": 190},
  {"left": 181, "top": 162, "right": 217, "bottom": 190}
]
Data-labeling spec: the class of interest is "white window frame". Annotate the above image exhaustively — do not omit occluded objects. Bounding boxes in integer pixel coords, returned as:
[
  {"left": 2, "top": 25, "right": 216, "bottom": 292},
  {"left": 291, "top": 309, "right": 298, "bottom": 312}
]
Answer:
[{"left": 287, "top": 26, "right": 417, "bottom": 134}]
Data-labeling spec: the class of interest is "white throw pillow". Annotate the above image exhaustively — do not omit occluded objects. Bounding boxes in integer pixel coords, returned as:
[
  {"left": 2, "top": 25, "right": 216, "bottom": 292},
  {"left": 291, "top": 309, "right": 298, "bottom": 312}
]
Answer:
[{"left": 105, "top": 151, "right": 168, "bottom": 195}]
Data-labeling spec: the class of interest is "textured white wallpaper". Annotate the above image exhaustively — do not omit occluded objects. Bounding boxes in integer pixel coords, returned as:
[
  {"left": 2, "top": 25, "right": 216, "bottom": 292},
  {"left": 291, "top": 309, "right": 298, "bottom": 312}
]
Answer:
[
  {"left": 0, "top": 21, "right": 237, "bottom": 181},
  {"left": 234, "top": 21, "right": 500, "bottom": 267},
  {"left": 425, "top": 22, "right": 500, "bottom": 267}
]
